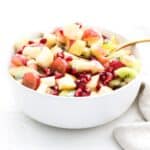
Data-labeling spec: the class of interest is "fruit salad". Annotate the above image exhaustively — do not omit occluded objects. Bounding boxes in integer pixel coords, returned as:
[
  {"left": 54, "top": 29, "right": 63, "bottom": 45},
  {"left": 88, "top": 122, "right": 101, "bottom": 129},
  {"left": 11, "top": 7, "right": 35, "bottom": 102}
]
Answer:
[{"left": 9, "top": 23, "right": 141, "bottom": 97}]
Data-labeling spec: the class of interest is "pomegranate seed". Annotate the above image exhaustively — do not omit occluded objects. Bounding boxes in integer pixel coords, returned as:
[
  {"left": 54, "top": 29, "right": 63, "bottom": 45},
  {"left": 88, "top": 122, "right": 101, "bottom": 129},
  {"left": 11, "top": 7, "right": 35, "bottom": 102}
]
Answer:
[
  {"left": 56, "top": 52, "right": 64, "bottom": 58},
  {"left": 75, "top": 88, "right": 83, "bottom": 97},
  {"left": 109, "top": 60, "right": 125, "bottom": 70},
  {"left": 100, "top": 72, "right": 113, "bottom": 85},
  {"left": 70, "top": 68, "right": 77, "bottom": 75},
  {"left": 96, "top": 82, "right": 101, "bottom": 91},
  {"left": 51, "top": 89, "right": 59, "bottom": 95},
  {"left": 40, "top": 38, "right": 47, "bottom": 44},
  {"left": 28, "top": 41, "right": 34, "bottom": 45},
  {"left": 55, "top": 71, "right": 64, "bottom": 79},
  {"left": 44, "top": 68, "right": 53, "bottom": 76},
  {"left": 65, "top": 56, "right": 73, "bottom": 62}
]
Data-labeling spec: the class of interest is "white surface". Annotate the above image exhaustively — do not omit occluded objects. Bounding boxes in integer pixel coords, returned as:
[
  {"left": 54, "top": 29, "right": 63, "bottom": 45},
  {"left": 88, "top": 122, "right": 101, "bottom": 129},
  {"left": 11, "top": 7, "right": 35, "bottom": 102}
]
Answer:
[{"left": 0, "top": 0, "right": 150, "bottom": 149}]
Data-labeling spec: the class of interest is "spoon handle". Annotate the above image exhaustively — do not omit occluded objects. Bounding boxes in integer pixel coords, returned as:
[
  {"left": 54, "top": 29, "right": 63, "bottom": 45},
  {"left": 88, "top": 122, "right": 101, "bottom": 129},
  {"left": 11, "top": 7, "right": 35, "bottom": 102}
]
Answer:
[{"left": 116, "top": 39, "right": 150, "bottom": 51}]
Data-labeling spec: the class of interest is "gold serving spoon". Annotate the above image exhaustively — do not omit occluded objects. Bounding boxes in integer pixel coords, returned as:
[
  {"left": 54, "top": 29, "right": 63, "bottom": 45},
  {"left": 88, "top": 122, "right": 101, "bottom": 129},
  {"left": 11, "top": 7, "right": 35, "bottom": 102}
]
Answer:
[{"left": 116, "top": 39, "right": 150, "bottom": 51}]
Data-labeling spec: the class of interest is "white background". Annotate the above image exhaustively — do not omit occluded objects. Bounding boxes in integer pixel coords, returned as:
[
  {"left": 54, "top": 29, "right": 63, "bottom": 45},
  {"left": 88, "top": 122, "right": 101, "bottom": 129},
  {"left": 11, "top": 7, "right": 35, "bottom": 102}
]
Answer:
[{"left": 0, "top": 0, "right": 150, "bottom": 149}]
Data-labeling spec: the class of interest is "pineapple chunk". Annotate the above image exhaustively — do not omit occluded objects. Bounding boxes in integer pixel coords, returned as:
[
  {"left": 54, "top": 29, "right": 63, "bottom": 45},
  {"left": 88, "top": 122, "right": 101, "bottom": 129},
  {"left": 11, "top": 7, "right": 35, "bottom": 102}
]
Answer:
[
  {"left": 9, "top": 66, "right": 38, "bottom": 79},
  {"left": 87, "top": 74, "right": 99, "bottom": 90},
  {"left": 36, "top": 47, "right": 54, "bottom": 68},
  {"left": 23, "top": 46, "right": 42, "bottom": 59},
  {"left": 71, "top": 59, "right": 104, "bottom": 73},
  {"left": 40, "top": 76, "right": 55, "bottom": 87},
  {"left": 69, "top": 40, "right": 86, "bottom": 56},
  {"left": 43, "top": 33, "right": 57, "bottom": 48},
  {"left": 97, "top": 86, "right": 112, "bottom": 95},
  {"left": 56, "top": 74, "right": 76, "bottom": 90},
  {"left": 63, "top": 24, "right": 83, "bottom": 40}
]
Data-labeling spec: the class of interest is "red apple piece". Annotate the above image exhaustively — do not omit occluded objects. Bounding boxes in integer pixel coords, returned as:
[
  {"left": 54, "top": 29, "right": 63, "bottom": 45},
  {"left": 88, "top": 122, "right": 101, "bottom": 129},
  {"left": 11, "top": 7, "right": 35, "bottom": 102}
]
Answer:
[
  {"left": 22, "top": 72, "right": 40, "bottom": 90},
  {"left": 51, "top": 57, "right": 69, "bottom": 74}
]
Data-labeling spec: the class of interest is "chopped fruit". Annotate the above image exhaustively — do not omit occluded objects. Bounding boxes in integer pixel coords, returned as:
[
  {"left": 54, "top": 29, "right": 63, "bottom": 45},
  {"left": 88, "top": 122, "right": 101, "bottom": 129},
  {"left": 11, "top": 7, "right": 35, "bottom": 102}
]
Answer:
[
  {"left": 56, "top": 74, "right": 76, "bottom": 90},
  {"left": 59, "top": 90, "right": 75, "bottom": 96},
  {"left": 102, "top": 36, "right": 118, "bottom": 52},
  {"left": 82, "top": 28, "right": 100, "bottom": 42},
  {"left": 97, "top": 86, "right": 112, "bottom": 95},
  {"left": 51, "top": 57, "right": 69, "bottom": 74},
  {"left": 109, "top": 79, "right": 121, "bottom": 88},
  {"left": 9, "top": 66, "right": 38, "bottom": 79},
  {"left": 56, "top": 51, "right": 65, "bottom": 58},
  {"left": 37, "top": 83, "right": 49, "bottom": 94},
  {"left": 23, "top": 46, "right": 42, "bottom": 59},
  {"left": 36, "top": 47, "right": 54, "bottom": 68},
  {"left": 9, "top": 23, "right": 140, "bottom": 97},
  {"left": 66, "top": 39, "right": 75, "bottom": 49},
  {"left": 11, "top": 54, "right": 27, "bottom": 66},
  {"left": 40, "top": 76, "right": 55, "bottom": 87},
  {"left": 71, "top": 59, "right": 104, "bottom": 73},
  {"left": 91, "top": 46, "right": 108, "bottom": 64},
  {"left": 23, "top": 72, "right": 40, "bottom": 90},
  {"left": 51, "top": 46, "right": 63, "bottom": 56},
  {"left": 54, "top": 27, "right": 65, "bottom": 43},
  {"left": 63, "top": 24, "right": 83, "bottom": 40},
  {"left": 82, "top": 47, "right": 91, "bottom": 58},
  {"left": 99, "top": 72, "right": 113, "bottom": 85},
  {"left": 42, "top": 33, "right": 57, "bottom": 48},
  {"left": 69, "top": 40, "right": 86, "bottom": 56},
  {"left": 14, "top": 39, "right": 28, "bottom": 51},
  {"left": 115, "top": 67, "right": 137, "bottom": 80},
  {"left": 27, "top": 59, "right": 38, "bottom": 70},
  {"left": 120, "top": 55, "right": 141, "bottom": 72},
  {"left": 87, "top": 74, "right": 99, "bottom": 90},
  {"left": 55, "top": 71, "right": 64, "bottom": 79}
]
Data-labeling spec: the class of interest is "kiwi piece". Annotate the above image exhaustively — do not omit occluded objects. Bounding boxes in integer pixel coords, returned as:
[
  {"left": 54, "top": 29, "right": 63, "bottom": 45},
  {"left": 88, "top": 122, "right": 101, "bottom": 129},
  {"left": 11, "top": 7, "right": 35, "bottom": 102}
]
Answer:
[{"left": 115, "top": 67, "right": 137, "bottom": 80}]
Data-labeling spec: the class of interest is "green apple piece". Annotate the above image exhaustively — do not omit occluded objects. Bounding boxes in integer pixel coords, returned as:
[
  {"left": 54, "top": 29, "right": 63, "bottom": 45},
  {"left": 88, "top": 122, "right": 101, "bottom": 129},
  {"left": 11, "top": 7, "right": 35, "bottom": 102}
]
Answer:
[
  {"left": 120, "top": 55, "right": 141, "bottom": 72},
  {"left": 69, "top": 40, "right": 86, "bottom": 56},
  {"left": 9, "top": 66, "right": 38, "bottom": 79},
  {"left": 115, "top": 67, "right": 137, "bottom": 80},
  {"left": 23, "top": 46, "right": 42, "bottom": 59},
  {"left": 71, "top": 59, "right": 104, "bottom": 74},
  {"left": 109, "top": 79, "right": 121, "bottom": 88},
  {"left": 36, "top": 47, "right": 54, "bottom": 68},
  {"left": 87, "top": 74, "right": 99, "bottom": 90},
  {"left": 56, "top": 74, "right": 76, "bottom": 90},
  {"left": 59, "top": 90, "right": 75, "bottom": 96},
  {"left": 40, "top": 76, "right": 55, "bottom": 87},
  {"left": 97, "top": 86, "right": 113, "bottom": 95}
]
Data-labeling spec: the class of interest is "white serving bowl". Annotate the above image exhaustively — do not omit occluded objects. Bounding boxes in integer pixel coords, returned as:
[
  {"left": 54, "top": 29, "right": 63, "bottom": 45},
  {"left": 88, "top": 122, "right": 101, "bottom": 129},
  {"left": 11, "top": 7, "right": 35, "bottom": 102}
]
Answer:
[{"left": 8, "top": 30, "right": 142, "bottom": 129}]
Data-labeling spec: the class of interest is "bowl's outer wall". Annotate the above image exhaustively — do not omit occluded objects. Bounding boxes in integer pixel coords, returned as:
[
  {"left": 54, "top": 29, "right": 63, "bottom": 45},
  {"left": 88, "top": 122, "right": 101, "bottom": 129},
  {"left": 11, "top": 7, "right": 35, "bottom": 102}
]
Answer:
[{"left": 10, "top": 75, "right": 141, "bottom": 129}]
